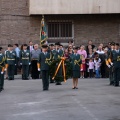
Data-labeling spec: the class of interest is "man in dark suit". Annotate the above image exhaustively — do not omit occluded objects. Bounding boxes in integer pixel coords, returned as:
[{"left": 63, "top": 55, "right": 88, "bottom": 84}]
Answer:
[
  {"left": 27, "top": 41, "right": 34, "bottom": 52},
  {"left": 37, "top": 45, "right": 51, "bottom": 91}
]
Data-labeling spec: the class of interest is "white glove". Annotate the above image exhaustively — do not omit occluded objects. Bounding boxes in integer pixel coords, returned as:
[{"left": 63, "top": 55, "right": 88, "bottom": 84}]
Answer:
[
  {"left": 20, "top": 63, "right": 22, "bottom": 65},
  {"left": 15, "top": 64, "right": 16, "bottom": 66},
  {"left": 1, "top": 72, "right": 3, "bottom": 74},
  {"left": 107, "top": 65, "right": 111, "bottom": 68},
  {"left": 38, "top": 68, "right": 40, "bottom": 71},
  {"left": 111, "top": 62, "right": 113, "bottom": 66},
  {"left": 29, "top": 63, "right": 31, "bottom": 65},
  {"left": 81, "top": 69, "right": 83, "bottom": 71},
  {"left": 4, "top": 68, "right": 7, "bottom": 71}
]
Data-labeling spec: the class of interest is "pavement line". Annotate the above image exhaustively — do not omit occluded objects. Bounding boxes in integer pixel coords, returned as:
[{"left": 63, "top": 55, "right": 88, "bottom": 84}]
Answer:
[
  {"left": 17, "top": 100, "right": 49, "bottom": 106},
  {"left": 11, "top": 108, "right": 65, "bottom": 116},
  {"left": 72, "top": 97, "right": 99, "bottom": 120}
]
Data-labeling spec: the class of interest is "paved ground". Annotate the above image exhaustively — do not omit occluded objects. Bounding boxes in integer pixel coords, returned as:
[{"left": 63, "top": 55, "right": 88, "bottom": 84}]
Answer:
[{"left": 0, "top": 76, "right": 120, "bottom": 120}]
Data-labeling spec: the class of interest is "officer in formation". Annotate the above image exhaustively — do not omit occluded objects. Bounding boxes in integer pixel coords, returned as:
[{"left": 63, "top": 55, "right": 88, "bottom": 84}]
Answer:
[
  {"left": 54, "top": 42, "right": 64, "bottom": 85},
  {"left": 5, "top": 44, "right": 17, "bottom": 80},
  {"left": 37, "top": 44, "right": 50, "bottom": 91},
  {"left": 112, "top": 43, "right": 120, "bottom": 87},
  {"left": 31, "top": 44, "right": 41, "bottom": 79},
  {"left": 106, "top": 42, "right": 120, "bottom": 87},
  {"left": 70, "top": 47, "right": 82, "bottom": 89},
  {"left": 105, "top": 42, "right": 115, "bottom": 85},
  {"left": 0, "top": 47, "right": 5, "bottom": 92},
  {"left": 49, "top": 44, "right": 55, "bottom": 83},
  {"left": 19, "top": 44, "right": 31, "bottom": 80}
]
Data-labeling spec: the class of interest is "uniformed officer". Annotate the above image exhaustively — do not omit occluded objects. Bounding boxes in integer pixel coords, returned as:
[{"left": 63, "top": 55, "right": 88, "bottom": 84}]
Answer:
[
  {"left": 112, "top": 43, "right": 120, "bottom": 87},
  {"left": 70, "top": 47, "right": 82, "bottom": 89},
  {"left": 105, "top": 42, "right": 115, "bottom": 85},
  {"left": 0, "top": 47, "right": 5, "bottom": 92},
  {"left": 5, "top": 44, "right": 17, "bottom": 80},
  {"left": 49, "top": 44, "right": 55, "bottom": 83},
  {"left": 31, "top": 44, "right": 41, "bottom": 79},
  {"left": 19, "top": 44, "right": 31, "bottom": 80},
  {"left": 37, "top": 45, "right": 51, "bottom": 91},
  {"left": 54, "top": 42, "right": 64, "bottom": 85}
]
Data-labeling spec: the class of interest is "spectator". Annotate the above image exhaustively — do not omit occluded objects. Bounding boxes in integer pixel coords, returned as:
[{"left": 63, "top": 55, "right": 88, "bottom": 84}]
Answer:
[
  {"left": 13, "top": 44, "right": 20, "bottom": 75},
  {"left": 77, "top": 45, "right": 87, "bottom": 59},
  {"left": 87, "top": 58, "right": 94, "bottom": 78},
  {"left": 80, "top": 54, "right": 86, "bottom": 78},
  {"left": 27, "top": 41, "right": 34, "bottom": 52},
  {"left": 86, "top": 40, "right": 95, "bottom": 54},
  {"left": 94, "top": 57, "right": 101, "bottom": 78}
]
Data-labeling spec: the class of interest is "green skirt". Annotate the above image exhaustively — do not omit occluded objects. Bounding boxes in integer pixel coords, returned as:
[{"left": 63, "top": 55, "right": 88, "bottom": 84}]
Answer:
[{"left": 73, "top": 70, "right": 80, "bottom": 78}]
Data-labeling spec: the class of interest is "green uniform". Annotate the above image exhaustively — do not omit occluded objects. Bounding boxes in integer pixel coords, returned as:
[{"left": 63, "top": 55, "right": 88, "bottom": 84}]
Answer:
[
  {"left": 38, "top": 52, "right": 50, "bottom": 90},
  {"left": 108, "top": 50, "right": 114, "bottom": 85},
  {"left": 19, "top": 50, "right": 31, "bottom": 80},
  {"left": 6, "top": 51, "right": 17, "bottom": 80},
  {"left": 54, "top": 49, "right": 64, "bottom": 85},
  {"left": 49, "top": 50, "right": 55, "bottom": 83},
  {"left": 112, "top": 50, "right": 120, "bottom": 86},
  {"left": 0, "top": 53, "right": 5, "bottom": 91},
  {"left": 70, "top": 53, "right": 81, "bottom": 78}
]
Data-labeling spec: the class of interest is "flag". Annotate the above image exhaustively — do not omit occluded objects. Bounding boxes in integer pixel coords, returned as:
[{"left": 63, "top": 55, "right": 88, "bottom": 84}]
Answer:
[{"left": 40, "top": 15, "right": 48, "bottom": 46}]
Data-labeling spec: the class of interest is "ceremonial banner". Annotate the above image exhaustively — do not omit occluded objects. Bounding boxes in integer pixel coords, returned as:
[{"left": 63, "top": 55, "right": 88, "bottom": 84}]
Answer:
[{"left": 40, "top": 15, "right": 48, "bottom": 46}]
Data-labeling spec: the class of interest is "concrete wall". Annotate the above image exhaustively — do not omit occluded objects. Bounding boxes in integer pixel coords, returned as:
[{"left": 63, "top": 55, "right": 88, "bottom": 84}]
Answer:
[
  {"left": 29, "top": 0, "right": 120, "bottom": 14},
  {"left": 0, "top": 0, "right": 120, "bottom": 49}
]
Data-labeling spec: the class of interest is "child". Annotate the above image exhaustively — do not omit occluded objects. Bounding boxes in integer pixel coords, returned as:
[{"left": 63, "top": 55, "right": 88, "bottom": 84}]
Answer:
[
  {"left": 80, "top": 54, "right": 86, "bottom": 78},
  {"left": 94, "top": 57, "right": 101, "bottom": 78},
  {"left": 70, "top": 47, "right": 81, "bottom": 89},
  {"left": 87, "top": 58, "right": 94, "bottom": 78}
]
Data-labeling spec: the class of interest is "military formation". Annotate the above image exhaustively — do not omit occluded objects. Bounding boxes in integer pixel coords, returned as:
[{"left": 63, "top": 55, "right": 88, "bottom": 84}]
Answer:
[{"left": 0, "top": 41, "right": 120, "bottom": 92}]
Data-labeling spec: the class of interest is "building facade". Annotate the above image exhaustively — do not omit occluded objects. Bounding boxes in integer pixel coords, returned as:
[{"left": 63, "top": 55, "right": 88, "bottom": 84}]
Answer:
[{"left": 0, "top": 0, "right": 120, "bottom": 48}]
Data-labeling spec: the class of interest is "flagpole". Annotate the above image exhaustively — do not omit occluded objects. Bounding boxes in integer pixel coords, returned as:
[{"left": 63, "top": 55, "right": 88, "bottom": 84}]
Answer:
[{"left": 40, "top": 15, "right": 44, "bottom": 48}]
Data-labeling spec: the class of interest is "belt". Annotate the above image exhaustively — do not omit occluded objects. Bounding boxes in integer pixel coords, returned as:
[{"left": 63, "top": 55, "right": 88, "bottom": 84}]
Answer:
[
  {"left": 22, "top": 58, "right": 29, "bottom": 59},
  {"left": 7, "top": 59, "right": 15, "bottom": 60}
]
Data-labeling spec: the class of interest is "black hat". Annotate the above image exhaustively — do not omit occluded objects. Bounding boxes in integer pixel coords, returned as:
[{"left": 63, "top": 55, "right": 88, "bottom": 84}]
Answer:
[
  {"left": 23, "top": 44, "right": 28, "bottom": 46},
  {"left": 49, "top": 44, "right": 54, "bottom": 46},
  {"left": 8, "top": 44, "right": 13, "bottom": 47},
  {"left": 115, "top": 43, "right": 119, "bottom": 46},
  {"left": 42, "top": 44, "right": 48, "bottom": 48},
  {"left": 55, "top": 42, "right": 60, "bottom": 46},
  {"left": 110, "top": 42, "right": 115, "bottom": 46},
  {"left": 0, "top": 47, "right": 3, "bottom": 51}
]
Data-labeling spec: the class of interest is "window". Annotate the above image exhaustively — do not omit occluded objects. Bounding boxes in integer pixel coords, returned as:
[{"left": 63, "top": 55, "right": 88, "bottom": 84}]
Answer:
[{"left": 48, "top": 21, "right": 73, "bottom": 38}]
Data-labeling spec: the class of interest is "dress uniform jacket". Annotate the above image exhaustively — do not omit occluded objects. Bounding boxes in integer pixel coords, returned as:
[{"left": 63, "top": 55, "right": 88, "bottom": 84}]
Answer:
[
  {"left": 70, "top": 53, "right": 82, "bottom": 78},
  {"left": 5, "top": 51, "right": 17, "bottom": 80},
  {"left": 38, "top": 52, "right": 50, "bottom": 90},
  {"left": 111, "top": 49, "right": 120, "bottom": 86},
  {"left": 19, "top": 50, "right": 31, "bottom": 79}
]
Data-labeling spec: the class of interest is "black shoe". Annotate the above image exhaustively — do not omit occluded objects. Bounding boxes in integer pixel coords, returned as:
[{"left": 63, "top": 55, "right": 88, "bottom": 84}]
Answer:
[
  {"left": 75, "top": 87, "right": 78, "bottom": 89},
  {"left": 43, "top": 89, "right": 49, "bottom": 91},
  {"left": 114, "top": 84, "right": 119, "bottom": 87},
  {"left": 56, "top": 82, "right": 62, "bottom": 85},
  {"left": 72, "top": 87, "right": 75, "bottom": 89},
  {"left": 50, "top": 81, "right": 54, "bottom": 83},
  {"left": 25, "top": 78, "right": 29, "bottom": 80}
]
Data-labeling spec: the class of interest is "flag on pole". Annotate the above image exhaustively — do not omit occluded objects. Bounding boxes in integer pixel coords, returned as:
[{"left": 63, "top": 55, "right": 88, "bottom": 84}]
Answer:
[{"left": 40, "top": 15, "right": 48, "bottom": 46}]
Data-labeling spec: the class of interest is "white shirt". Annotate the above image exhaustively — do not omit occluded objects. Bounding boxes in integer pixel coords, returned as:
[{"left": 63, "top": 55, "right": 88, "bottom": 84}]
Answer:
[{"left": 96, "top": 50, "right": 104, "bottom": 54}]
